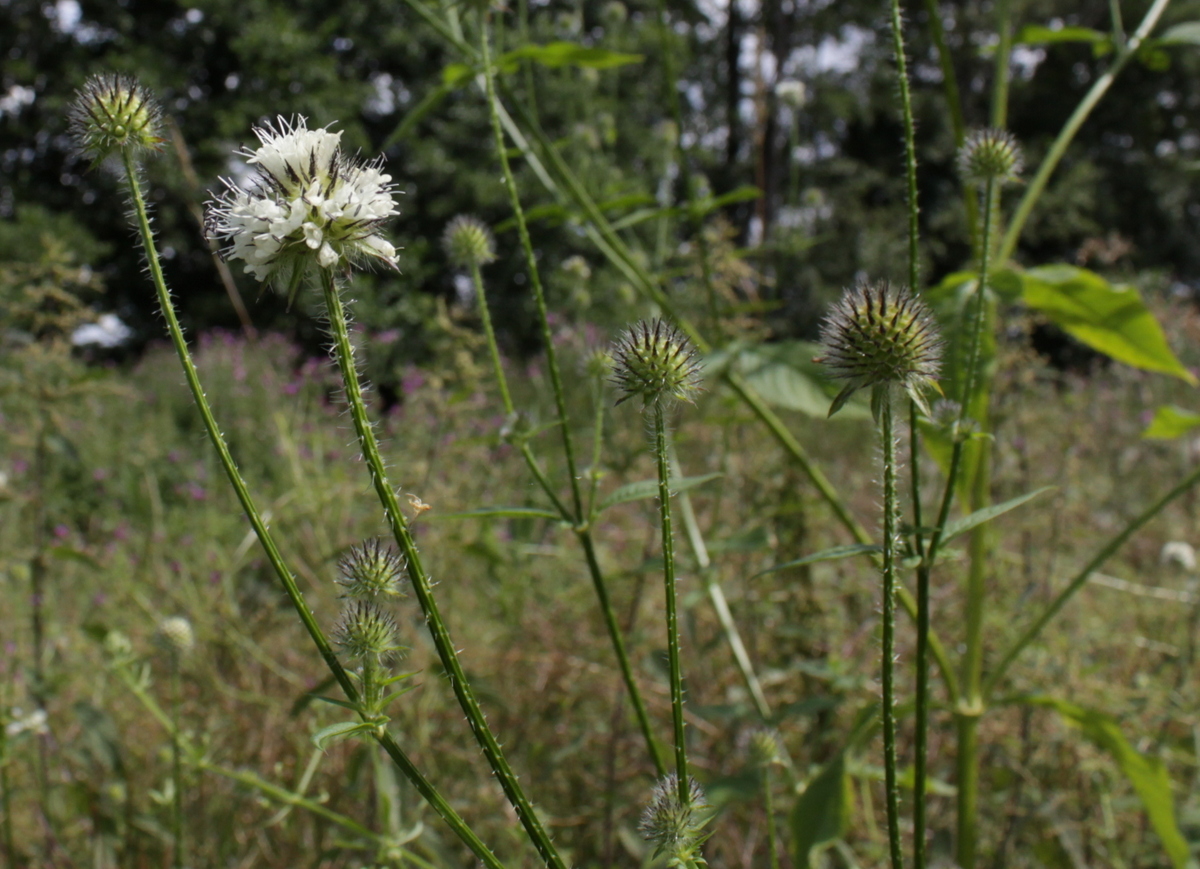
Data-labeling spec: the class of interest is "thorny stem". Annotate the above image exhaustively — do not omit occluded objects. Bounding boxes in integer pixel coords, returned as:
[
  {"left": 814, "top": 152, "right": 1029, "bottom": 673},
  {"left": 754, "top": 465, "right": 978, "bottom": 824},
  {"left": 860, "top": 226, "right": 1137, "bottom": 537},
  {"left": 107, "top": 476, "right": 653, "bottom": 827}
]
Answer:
[
  {"left": 887, "top": 0, "right": 921, "bottom": 297},
  {"left": 171, "top": 663, "right": 184, "bottom": 869},
  {"left": 120, "top": 149, "right": 507, "bottom": 869},
  {"left": 879, "top": 389, "right": 904, "bottom": 869},
  {"left": 468, "top": 225, "right": 667, "bottom": 776},
  {"left": 481, "top": 14, "right": 585, "bottom": 523},
  {"left": 319, "top": 268, "right": 563, "bottom": 869},
  {"left": 911, "top": 401, "right": 930, "bottom": 869},
  {"left": 653, "top": 400, "right": 690, "bottom": 804}
]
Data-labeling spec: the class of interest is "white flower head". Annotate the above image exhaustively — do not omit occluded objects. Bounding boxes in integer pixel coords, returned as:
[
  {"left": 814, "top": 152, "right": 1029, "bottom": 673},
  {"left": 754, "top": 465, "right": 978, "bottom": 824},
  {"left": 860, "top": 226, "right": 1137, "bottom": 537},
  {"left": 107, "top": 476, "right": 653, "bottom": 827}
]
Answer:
[{"left": 206, "top": 116, "right": 400, "bottom": 293}]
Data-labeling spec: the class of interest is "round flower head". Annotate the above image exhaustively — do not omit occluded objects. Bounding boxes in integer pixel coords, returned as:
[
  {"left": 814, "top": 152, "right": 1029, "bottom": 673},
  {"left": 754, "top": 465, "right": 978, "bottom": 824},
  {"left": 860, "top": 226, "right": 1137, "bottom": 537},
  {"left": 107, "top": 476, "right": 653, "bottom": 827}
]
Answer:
[
  {"left": 205, "top": 116, "right": 399, "bottom": 294},
  {"left": 68, "top": 73, "right": 163, "bottom": 163},
  {"left": 155, "top": 615, "right": 195, "bottom": 659},
  {"left": 958, "top": 128, "right": 1023, "bottom": 186},
  {"left": 335, "top": 601, "right": 403, "bottom": 662},
  {"left": 336, "top": 539, "right": 407, "bottom": 600},
  {"left": 817, "top": 281, "right": 942, "bottom": 418},
  {"left": 442, "top": 215, "right": 496, "bottom": 268},
  {"left": 639, "top": 774, "right": 711, "bottom": 864},
  {"left": 611, "top": 319, "right": 703, "bottom": 407}
]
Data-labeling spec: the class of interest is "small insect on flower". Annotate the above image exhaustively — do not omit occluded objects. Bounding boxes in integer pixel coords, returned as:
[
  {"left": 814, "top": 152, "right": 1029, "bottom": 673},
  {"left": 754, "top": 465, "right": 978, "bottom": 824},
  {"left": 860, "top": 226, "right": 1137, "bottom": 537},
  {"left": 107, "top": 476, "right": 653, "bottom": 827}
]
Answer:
[
  {"left": 816, "top": 280, "right": 942, "bottom": 418},
  {"left": 205, "top": 116, "right": 400, "bottom": 299},
  {"left": 68, "top": 73, "right": 164, "bottom": 164}
]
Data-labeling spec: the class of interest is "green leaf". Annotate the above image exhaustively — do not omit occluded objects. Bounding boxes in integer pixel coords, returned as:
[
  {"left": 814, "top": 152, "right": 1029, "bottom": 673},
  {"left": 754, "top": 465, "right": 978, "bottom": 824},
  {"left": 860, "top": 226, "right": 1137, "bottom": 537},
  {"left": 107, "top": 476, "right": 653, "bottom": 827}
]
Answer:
[
  {"left": 1021, "top": 696, "right": 1192, "bottom": 869},
  {"left": 312, "top": 720, "right": 376, "bottom": 751},
  {"left": 734, "top": 341, "right": 869, "bottom": 420},
  {"left": 753, "top": 544, "right": 882, "bottom": 579},
  {"left": 1021, "top": 265, "right": 1197, "bottom": 384},
  {"left": 312, "top": 695, "right": 359, "bottom": 712},
  {"left": 1142, "top": 405, "right": 1200, "bottom": 439},
  {"left": 939, "top": 486, "right": 1055, "bottom": 544},
  {"left": 1014, "top": 24, "right": 1112, "bottom": 54},
  {"left": 501, "top": 42, "right": 643, "bottom": 70},
  {"left": 440, "top": 62, "right": 475, "bottom": 87},
  {"left": 597, "top": 473, "right": 722, "bottom": 511},
  {"left": 789, "top": 752, "right": 852, "bottom": 868},
  {"left": 433, "top": 507, "right": 561, "bottom": 521},
  {"left": 1156, "top": 22, "right": 1200, "bottom": 46}
]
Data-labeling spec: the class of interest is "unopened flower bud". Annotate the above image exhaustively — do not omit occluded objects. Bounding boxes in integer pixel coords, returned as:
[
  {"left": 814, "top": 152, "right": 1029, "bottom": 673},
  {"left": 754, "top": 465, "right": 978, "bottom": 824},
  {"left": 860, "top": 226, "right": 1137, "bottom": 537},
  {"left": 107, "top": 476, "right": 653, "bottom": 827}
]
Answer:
[
  {"left": 639, "top": 774, "right": 710, "bottom": 863},
  {"left": 336, "top": 539, "right": 407, "bottom": 600},
  {"left": 611, "top": 319, "right": 703, "bottom": 407},
  {"left": 958, "top": 128, "right": 1023, "bottom": 186},
  {"left": 443, "top": 215, "right": 497, "bottom": 268},
  {"left": 335, "top": 602, "right": 402, "bottom": 662},
  {"left": 155, "top": 616, "right": 195, "bottom": 658},
  {"left": 816, "top": 281, "right": 942, "bottom": 417},
  {"left": 69, "top": 73, "right": 163, "bottom": 163},
  {"left": 749, "top": 729, "right": 782, "bottom": 768}
]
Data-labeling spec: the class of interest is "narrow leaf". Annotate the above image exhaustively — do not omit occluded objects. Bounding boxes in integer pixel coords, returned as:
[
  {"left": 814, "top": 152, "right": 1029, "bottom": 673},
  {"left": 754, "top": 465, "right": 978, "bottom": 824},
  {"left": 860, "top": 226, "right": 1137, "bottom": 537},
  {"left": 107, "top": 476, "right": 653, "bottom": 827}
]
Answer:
[
  {"left": 1021, "top": 696, "right": 1191, "bottom": 869},
  {"left": 501, "top": 42, "right": 643, "bottom": 69},
  {"left": 1014, "top": 24, "right": 1111, "bottom": 48},
  {"left": 312, "top": 721, "right": 375, "bottom": 751},
  {"left": 1156, "top": 21, "right": 1200, "bottom": 46},
  {"left": 1142, "top": 405, "right": 1200, "bottom": 440},
  {"left": 753, "top": 544, "right": 882, "bottom": 578},
  {"left": 939, "top": 486, "right": 1055, "bottom": 544},
  {"left": 598, "top": 473, "right": 722, "bottom": 511},
  {"left": 789, "top": 752, "right": 852, "bottom": 868}
]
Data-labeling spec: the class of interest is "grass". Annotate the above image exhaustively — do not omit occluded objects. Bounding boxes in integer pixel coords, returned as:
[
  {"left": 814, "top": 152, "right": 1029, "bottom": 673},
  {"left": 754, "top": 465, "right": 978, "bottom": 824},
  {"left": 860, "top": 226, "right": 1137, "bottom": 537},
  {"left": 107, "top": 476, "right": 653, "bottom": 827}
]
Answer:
[{"left": 3, "top": 291, "right": 1200, "bottom": 866}]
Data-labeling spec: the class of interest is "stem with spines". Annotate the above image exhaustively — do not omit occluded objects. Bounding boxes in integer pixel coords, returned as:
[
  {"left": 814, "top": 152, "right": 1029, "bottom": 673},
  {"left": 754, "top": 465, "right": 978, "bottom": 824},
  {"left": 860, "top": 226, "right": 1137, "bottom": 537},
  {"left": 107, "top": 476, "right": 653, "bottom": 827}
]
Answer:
[
  {"left": 318, "top": 268, "right": 565, "bottom": 869},
  {"left": 879, "top": 387, "right": 904, "bottom": 869},
  {"left": 119, "top": 149, "right": 506, "bottom": 869}
]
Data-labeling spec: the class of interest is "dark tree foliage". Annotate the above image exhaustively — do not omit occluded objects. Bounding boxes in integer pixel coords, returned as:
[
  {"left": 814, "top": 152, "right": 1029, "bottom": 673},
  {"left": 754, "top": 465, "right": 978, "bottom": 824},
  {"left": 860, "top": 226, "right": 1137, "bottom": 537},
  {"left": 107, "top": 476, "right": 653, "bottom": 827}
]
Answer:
[{"left": 4, "top": 0, "right": 1200, "bottom": 369}]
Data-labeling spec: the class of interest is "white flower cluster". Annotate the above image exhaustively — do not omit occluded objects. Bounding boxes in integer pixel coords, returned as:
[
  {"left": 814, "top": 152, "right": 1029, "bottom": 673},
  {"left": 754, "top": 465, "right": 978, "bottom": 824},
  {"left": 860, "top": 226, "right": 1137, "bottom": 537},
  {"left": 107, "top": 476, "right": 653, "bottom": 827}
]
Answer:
[{"left": 206, "top": 116, "right": 399, "bottom": 287}]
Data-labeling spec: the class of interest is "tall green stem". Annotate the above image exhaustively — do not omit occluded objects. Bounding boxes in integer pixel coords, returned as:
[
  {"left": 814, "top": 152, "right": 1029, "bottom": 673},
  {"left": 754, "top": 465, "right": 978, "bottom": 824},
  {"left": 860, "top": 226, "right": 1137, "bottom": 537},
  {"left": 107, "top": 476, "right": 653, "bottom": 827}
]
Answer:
[
  {"left": 879, "top": 389, "right": 904, "bottom": 869},
  {"left": 997, "top": 0, "right": 1174, "bottom": 263},
  {"left": 319, "top": 269, "right": 564, "bottom": 869},
  {"left": 990, "top": 0, "right": 1015, "bottom": 129},
  {"left": 481, "top": 15, "right": 584, "bottom": 522},
  {"left": 653, "top": 401, "right": 690, "bottom": 801},
  {"left": 120, "top": 150, "right": 506, "bottom": 869},
  {"left": 911, "top": 402, "right": 930, "bottom": 869},
  {"left": 887, "top": 0, "right": 921, "bottom": 296},
  {"left": 171, "top": 663, "right": 184, "bottom": 869}
]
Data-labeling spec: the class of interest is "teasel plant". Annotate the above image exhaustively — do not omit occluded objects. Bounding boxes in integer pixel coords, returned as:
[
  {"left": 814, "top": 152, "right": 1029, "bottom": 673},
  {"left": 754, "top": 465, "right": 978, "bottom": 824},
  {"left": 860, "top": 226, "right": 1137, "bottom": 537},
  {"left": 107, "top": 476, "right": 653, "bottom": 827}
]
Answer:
[
  {"left": 817, "top": 281, "right": 942, "bottom": 869},
  {"left": 69, "top": 72, "right": 510, "bottom": 869}
]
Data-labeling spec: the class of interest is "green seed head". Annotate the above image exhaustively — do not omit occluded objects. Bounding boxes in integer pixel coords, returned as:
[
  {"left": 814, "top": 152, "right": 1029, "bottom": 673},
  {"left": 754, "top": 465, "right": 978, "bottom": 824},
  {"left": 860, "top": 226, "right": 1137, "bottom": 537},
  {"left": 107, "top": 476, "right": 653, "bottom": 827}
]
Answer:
[
  {"left": 335, "top": 601, "right": 403, "bottom": 662},
  {"left": 336, "top": 539, "right": 407, "bottom": 600},
  {"left": 442, "top": 215, "right": 496, "bottom": 268},
  {"left": 957, "top": 128, "right": 1023, "bottom": 186},
  {"left": 69, "top": 73, "right": 163, "bottom": 163},
  {"left": 817, "top": 281, "right": 942, "bottom": 417},
  {"left": 639, "top": 774, "right": 711, "bottom": 863},
  {"left": 749, "top": 729, "right": 782, "bottom": 768},
  {"left": 155, "top": 616, "right": 195, "bottom": 659},
  {"left": 611, "top": 318, "right": 702, "bottom": 407}
]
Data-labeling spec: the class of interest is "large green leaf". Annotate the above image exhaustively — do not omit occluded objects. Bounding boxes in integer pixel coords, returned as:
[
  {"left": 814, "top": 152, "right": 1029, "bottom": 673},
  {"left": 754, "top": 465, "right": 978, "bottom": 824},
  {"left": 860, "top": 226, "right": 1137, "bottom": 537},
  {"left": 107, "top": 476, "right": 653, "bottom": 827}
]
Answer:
[
  {"left": 1142, "top": 405, "right": 1200, "bottom": 439},
  {"left": 1021, "top": 696, "right": 1192, "bottom": 869},
  {"left": 789, "top": 752, "right": 852, "bottom": 868},
  {"left": 732, "top": 340, "right": 870, "bottom": 420},
  {"left": 1021, "top": 265, "right": 1196, "bottom": 384}
]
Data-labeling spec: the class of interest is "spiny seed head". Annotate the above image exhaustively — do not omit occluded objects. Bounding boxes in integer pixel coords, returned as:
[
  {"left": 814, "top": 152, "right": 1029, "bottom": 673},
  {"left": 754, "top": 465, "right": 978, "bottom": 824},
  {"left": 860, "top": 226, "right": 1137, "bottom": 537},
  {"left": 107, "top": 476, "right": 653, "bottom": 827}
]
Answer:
[
  {"left": 69, "top": 73, "right": 164, "bottom": 163},
  {"left": 442, "top": 215, "right": 496, "bottom": 268},
  {"left": 335, "top": 602, "right": 403, "bottom": 662},
  {"left": 958, "top": 128, "right": 1023, "bottom": 186},
  {"left": 639, "top": 774, "right": 711, "bottom": 863},
  {"left": 155, "top": 616, "right": 195, "bottom": 658},
  {"left": 336, "top": 539, "right": 407, "bottom": 600},
  {"left": 817, "top": 281, "right": 942, "bottom": 417},
  {"left": 749, "top": 729, "right": 782, "bottom": 768},
  {"left": 611, "top": 318, "right": 702, "bottom": 407},
  {"left": 585, "top": 348, "right": 614, "bottom": 381}
]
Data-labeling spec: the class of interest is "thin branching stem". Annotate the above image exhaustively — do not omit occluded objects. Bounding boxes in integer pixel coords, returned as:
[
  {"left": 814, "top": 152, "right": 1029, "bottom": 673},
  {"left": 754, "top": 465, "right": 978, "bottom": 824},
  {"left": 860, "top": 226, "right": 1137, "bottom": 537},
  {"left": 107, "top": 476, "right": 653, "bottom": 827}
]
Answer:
[
  {"left": 120, "top": 148, "right": 505, "bottom": 869},
  {"left": 319, "top": 268, "right": 562, "bottom": 869}
]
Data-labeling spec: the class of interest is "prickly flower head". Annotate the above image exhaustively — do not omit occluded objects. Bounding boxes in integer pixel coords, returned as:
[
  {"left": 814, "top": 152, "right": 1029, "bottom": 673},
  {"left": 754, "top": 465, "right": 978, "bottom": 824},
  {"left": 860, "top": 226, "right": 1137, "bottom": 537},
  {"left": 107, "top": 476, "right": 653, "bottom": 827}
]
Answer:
[
  {"left": 817, "top": 281, "right": 941, "bottom": 417},
  {"left": 611, "top": 319, "right": 702, "bottom": 407},
  {"left": 958, "top": 128, "right": 1023, "bottom": 186},
  {"left": 155, "top": 616, "right": 195, "bottom": 658},
  {"left": 336, "top": 539, "right": 407, "bottom": 600},
  {"left": 442, "top": 215, "right": 496, "bottom": 268},
  {"left": 639, "top": 774, "right": 711, "bottom": 867},
  {"left": 206, "top": 116, "right": 399, "bottom": 291},
  {"left": 68, "top": 73, "right": 163, "bottom": 163},
  {"left": 335, "top": 601, "right": 403, "bottom": 662}
]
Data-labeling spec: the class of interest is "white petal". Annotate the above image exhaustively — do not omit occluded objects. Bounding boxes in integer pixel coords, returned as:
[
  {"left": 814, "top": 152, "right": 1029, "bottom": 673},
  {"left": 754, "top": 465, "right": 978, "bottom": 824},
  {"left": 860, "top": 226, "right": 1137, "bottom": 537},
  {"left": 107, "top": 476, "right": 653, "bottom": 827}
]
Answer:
[{"left": 317, "top": 242, "right": 338, "bottom": 268}]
